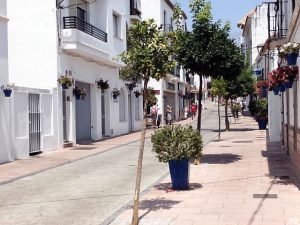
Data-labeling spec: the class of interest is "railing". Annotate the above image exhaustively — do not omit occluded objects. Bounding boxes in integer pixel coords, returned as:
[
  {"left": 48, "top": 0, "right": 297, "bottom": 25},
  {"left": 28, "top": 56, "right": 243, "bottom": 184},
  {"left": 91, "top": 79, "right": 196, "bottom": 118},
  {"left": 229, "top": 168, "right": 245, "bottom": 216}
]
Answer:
[
  {"left": 161, "top": 24, "right": 173, "bottom": 32},
  {"left": 130, "top": 0, "right": 141, "bottom": 17},
  {"left": 268, "top": 0, "right": 288, "bottom": 39},
  {"left": 63, "top": 16, "right": 107, "bottom": 43}
]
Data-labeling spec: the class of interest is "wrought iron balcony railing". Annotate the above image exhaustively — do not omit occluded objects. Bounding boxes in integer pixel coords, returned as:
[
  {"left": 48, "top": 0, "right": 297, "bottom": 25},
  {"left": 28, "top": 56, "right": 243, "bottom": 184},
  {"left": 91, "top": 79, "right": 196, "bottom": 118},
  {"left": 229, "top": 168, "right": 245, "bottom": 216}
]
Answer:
[
  {"left": 63, "top": 16, "right": 107, "bottom": 42},
  {"left": 267, "top": 0, "right": 288, "bottom": 39},
  {"left": 161, "top": 24, "right": 173, "bottom": 33},
  {"left": 130, "top": 0, "right": 141, "bottom": 17}
]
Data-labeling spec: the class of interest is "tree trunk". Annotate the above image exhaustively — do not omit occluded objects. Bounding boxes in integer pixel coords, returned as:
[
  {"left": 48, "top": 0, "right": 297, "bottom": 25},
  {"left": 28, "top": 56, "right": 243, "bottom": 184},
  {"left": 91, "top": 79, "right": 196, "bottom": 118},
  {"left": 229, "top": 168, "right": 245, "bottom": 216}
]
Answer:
[
  {"left": 131, "top": 81, "right": 148, "bottom": 225},
  {"left": 225, "top": 98, "right": 230, "bottom": 131},
  {"left": 197, "top": 75, "right": 203, "bottom": 132},
  {"left": 218, "top": 95, "right": 221, "bottom": 140}
]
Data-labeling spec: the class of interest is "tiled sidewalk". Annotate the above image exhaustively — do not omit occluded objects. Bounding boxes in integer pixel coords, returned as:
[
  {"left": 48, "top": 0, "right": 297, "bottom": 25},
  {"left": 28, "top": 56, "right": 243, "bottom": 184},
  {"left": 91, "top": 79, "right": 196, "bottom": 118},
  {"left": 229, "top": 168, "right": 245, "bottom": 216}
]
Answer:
[
  {"left": 0, "top": 116, "right": 195, "bottom": 185},
  {"left": 110, "top": 115, "right": 300, "bottom": 225}
]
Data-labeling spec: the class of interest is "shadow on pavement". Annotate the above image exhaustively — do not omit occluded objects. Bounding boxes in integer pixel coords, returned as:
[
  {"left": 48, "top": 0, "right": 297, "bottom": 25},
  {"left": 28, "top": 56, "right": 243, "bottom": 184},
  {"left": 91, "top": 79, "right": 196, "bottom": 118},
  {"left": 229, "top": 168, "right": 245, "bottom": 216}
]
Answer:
[
  {"left": 153, "top": 182, "right": 203, "bottom": 191},
  {"left": 201, "top": 153, "right": 242, "bottom": 164},
  {"left": 133, "top": 198, "right": 181, "bottom": 221}
]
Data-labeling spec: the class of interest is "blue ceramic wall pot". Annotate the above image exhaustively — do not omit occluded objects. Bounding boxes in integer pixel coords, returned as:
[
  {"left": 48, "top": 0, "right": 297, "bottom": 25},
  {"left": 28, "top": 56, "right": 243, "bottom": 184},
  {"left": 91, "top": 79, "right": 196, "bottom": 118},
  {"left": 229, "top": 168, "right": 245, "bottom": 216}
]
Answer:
[
  {"left": 286, "top": 53, "right": 298, "bottom": 65},
  {"left": 3, "top": 89, "right": 12, "bottom": 97},
  {"left": 278, "top": 83, "right": 286, "bottom": 92},
  {"left": 272, "top": 86, "right": 279, "bottom": 95}
]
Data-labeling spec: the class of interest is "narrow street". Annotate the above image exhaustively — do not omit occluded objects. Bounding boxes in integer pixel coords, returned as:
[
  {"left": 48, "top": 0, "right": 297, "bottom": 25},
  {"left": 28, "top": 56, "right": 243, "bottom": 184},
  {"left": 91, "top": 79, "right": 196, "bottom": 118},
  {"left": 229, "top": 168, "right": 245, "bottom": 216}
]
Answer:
[{"left": 0, "top": 102, "right": 222, "bottom": 225}]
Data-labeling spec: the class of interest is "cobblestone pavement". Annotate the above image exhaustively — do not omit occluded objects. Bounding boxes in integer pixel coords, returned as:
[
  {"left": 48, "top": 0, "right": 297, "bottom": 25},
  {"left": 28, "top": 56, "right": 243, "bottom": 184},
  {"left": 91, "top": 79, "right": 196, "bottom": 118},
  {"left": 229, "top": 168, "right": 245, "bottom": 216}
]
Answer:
[{"left": 110, "top": 115, "right": 300, "bottom": 225}]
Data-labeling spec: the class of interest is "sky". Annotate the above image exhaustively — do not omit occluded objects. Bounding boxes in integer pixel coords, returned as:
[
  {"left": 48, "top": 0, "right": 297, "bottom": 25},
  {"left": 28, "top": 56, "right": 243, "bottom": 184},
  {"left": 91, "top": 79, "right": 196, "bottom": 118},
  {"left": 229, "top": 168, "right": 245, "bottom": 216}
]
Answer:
[{"left": 178, "top": 0, "right": 264, "bottom": 41}]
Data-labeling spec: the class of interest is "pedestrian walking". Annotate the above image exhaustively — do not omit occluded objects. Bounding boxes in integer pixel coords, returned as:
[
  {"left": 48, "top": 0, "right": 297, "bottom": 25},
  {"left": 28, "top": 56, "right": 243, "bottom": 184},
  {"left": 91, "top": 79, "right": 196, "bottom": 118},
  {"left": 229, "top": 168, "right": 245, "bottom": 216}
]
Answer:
[
  {"left": 150, "top": 103, "right": 157, "bottom": 127},
  {"left": 191, "top": 103, "right": 197, "bottom": 120},
  {"left": 165, "top": 105, "right": 172, "bottom": 125}
]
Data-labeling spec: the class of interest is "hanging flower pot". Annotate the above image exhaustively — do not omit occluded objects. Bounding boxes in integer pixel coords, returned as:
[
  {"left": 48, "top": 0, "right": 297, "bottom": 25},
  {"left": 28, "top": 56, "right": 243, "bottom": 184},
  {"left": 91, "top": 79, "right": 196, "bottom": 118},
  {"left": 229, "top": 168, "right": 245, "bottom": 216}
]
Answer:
[
  {"left": 284, "top": 79, "right": 294, "bottom": 89},
  {"left": 95, "top": 78, "right": 109, "bottom": 89},
  {"left": 286, "top": 53, "right": 298, "bottom": 65},
  {"left": 272, "top": 86, "right": 279, "bottom": 95},
  {"left": 278, "top": 83, "right": 286, "bottom": 92},
  {"left": 58, "top": 74, "right": 72, "bottom": 89},
  {"left": 255, "top": 69, "right": 261, "bottom": 75},
  {"left": 112, "top": 90, "right": 120, "bottom": 100},
  {"left": 3, "top": 89, "right": 12, "bottom": 97},
  {"left": 73, "top": 87, "right": 86, "bottom": 100},
  {"left": 1, "top": 83, "right": 15, "bottom": 97}
]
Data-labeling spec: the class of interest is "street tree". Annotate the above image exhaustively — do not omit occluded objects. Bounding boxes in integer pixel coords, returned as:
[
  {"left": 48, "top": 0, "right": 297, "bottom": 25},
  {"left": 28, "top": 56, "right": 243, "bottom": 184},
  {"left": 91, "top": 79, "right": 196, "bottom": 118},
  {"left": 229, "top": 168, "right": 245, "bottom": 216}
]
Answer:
[
  {"left": 118, "top": 19, "right": 174, "bottom": 225},
  {"left": 211, "top": 77, "right": 226, "bottom": 140},
  {"left": 175, "top": 0, "right": 238, "bottom": 132}
]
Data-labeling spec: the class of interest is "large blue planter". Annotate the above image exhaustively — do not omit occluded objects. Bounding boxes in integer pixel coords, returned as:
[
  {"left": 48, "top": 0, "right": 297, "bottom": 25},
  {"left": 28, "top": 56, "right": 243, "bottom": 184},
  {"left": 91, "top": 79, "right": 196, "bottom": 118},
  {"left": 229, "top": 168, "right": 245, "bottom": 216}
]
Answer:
[
  {"left": 272, "top": 86, "right": 279, "bottom": 95},
  {"left": 278, "top": 83, "right": 286, "bottom": 92},
  {"left": 168, "top": 159, "right": 190, "bottom": 190},
  {"left": 255, "top": 70, "right": 262, "bottom": 75},
  {"left": 284, "top": 79, "right": 294, "bottom": 89},
  {"left": 286, "top": 53, "right": 298, "bottom": 65},
  {"left": 257, "top": 120, "right": 267, "bottom": 130}
]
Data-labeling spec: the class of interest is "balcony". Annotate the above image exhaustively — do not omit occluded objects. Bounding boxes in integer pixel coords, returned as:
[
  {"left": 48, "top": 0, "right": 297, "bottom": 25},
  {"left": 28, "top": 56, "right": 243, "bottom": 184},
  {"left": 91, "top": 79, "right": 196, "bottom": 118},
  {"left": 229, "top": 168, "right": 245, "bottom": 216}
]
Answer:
[
  {"left": 161, "top": 24, "right": 173, "bottom": 33},
  {"left": 61, "top": 16, "right": 122, "bottom": 67},
  {"left": 130, "top": 0, "right": 141, "bottom": 21},
  {"left": 63, "top": 16, "right": 107, "bottom": 42},
  {"left": 267, "top": 0, "right": 288, "bottom": 40}
]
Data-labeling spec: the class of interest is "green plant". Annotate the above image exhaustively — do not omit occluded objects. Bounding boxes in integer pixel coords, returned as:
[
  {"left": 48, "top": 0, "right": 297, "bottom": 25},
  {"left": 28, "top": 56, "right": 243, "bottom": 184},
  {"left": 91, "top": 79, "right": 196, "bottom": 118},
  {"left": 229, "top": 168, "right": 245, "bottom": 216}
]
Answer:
[
  {"left": 1, "top": 83, "right": 15, "bottom": 90},
  {"left": 58, "top": 75, "right": 72, "bottom": 88},
  {"left": 248, "top": 100, "right": 257, "bottom": 116},
  {"left": 254, "top": 99, "right": 268, "bottom": 121},
  {"left": 96, "top": 78, "right": 109, "bottom": 89},
  {"left": 151, "top": 125, "right": 203, "bottom": 163},
  {"left": 279, "top": 42, "right": 300, "bottom": 57}
]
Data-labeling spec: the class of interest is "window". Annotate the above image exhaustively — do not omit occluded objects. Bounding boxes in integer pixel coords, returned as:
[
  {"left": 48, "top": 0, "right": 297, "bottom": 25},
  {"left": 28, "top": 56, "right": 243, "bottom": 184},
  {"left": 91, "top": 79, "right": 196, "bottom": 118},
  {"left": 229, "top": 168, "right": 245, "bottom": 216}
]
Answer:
[
  {"left": 119, "top": 89, "right": 126, "bottom": 121},
  {"left": 77, "top": 7, "right": 86, "bottom": 21},
  {"left": 113, "top": 13, "right": 120, "bottom": 37}
]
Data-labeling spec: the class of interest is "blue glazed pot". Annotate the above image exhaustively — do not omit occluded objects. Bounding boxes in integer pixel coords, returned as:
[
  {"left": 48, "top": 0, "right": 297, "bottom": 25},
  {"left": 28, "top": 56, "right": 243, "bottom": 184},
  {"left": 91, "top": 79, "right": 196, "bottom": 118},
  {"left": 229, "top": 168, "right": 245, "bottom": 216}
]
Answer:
[
  {"left": 168, "top": 159, "right": 190, "bottom": 190},
  {"left": 257, "top": 120, "right": 267, "bottom": 130},
  {"left": 286, "top": 53, "right": 298, "bottom": 65},
  {"left": 255, "top": 70, "right": 261, "bottom": 75},
  {"left": 284, "top": 79, "right": 294, "bottom": 89},
  {"left": 3, "top": 89, "right": 12, "bottom": 97},
  {"left": 261, "top": 86, "right": 267, "bottom": 97},
  {"left": 61, "top": 84, "right": 69, "bottom": 89},
  {"left": 272, "top": 86, "right": 279, "bottom": 95},
  {"left": 278, "top": 83, "right": 286, "bottom": 92}
]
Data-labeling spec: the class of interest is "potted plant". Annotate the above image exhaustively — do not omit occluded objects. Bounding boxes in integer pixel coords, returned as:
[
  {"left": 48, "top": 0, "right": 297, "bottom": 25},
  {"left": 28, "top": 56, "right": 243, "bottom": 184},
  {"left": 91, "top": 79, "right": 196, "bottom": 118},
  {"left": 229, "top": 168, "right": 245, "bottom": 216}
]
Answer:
[
  {"left": 112, "top": 90, "right": 120, "bottom": 99},
  {"left": 73, "top": 87, "right": 86, "bottom": 100},
  {"left": 279, "top": 66, "right": 298, "bottom": 89},
  {"left": 253, "top": 99, "right": 268, "bottom": 130},
  {"left": 256, "top": 80, "right": 268, "bottom": 97},
  {"left": 151, "top": 125, "right": 203, "bottom": 190},
  {"left": 58, "top": 74, "right": 72, "bottom": 89},
  {"left": 125, "top": 82, "right": 137, "bottom": 91},
  {"left": 279, "top": 42, "right": 300, "bottom": 65},
  {"left": 96, "top": 78, "right": 109, "bottom": 89},
  {"left": 1, "top": 83, "right": 15, "bottom": 97},
  {"left": 134, "top": 90, "right": 141, "bottom": 98},
  {"left": 268, "top": 68, "right": 285, "bottom": 94}
]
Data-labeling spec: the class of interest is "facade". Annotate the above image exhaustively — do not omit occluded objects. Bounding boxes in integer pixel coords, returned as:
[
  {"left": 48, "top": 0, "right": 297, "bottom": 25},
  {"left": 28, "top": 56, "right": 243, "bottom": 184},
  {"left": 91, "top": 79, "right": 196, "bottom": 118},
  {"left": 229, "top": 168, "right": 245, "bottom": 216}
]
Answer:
[
  {"left": 0, "top": 0, "right": 11, "bottom": 163},
  {"left": 240, "top": 0, "right": 300, "bottom": 178},
  {"left": 141, "top": 0, "right": 189, "bottom": 123},
  {"left": 0, "top": 0, "right": 143, "bottom": 164}
]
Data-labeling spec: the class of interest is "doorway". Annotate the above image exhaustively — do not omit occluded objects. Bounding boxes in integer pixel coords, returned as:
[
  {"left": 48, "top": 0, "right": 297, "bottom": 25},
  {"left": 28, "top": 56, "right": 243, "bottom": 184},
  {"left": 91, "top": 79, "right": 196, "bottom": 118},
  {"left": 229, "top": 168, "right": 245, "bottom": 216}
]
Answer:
[
  {"left": 101, "top": 89, "right": 106, "bottom": 136},
  {"left": 75, "top": 81, "right": 91, "bottom": 140}
]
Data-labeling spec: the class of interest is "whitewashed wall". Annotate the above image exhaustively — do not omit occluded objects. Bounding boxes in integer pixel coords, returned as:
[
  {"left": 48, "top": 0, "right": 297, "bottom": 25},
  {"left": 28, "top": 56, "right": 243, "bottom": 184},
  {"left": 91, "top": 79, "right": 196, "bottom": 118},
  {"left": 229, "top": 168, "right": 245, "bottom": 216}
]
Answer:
[{"left": 0, "top": 0, "right": 11, "bottom": 164}]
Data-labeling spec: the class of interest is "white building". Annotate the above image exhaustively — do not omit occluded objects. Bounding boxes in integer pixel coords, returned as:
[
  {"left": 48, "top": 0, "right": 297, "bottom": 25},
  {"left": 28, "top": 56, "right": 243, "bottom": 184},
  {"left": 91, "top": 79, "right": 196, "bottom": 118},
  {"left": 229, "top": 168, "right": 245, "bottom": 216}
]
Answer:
[
  {"left": 141, "top": 0, "right": 189, "bottom": 122},
  {"left": 1, "top": 0, "right": 143, "bottom": 164},
  {"left": 239, "top": 3, "right": 283, "bottom": 143},
  {"left": 0, "top": 0, "right": 11, "bottom": 163}
]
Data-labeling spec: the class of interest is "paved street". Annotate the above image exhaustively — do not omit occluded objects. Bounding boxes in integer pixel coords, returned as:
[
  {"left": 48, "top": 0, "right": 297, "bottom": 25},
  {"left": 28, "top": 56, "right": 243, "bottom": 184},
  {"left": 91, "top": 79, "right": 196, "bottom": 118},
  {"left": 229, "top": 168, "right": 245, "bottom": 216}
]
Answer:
[
  {"left": 111, "top": 114, "right": 300, "bottom": 225},
  {"left": 0, "top": 102, "right": 221, "bottom": 225}
]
